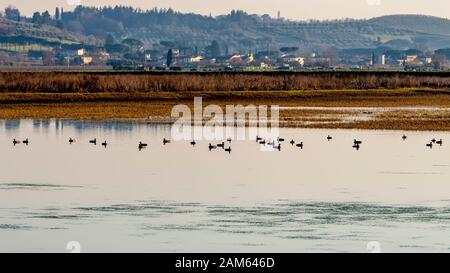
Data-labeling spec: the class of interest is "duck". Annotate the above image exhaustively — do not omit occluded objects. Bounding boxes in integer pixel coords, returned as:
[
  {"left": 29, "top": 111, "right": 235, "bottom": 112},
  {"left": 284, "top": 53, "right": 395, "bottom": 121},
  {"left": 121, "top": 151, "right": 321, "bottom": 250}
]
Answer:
[
  {"left": 290, "top": 139, "right": 295, "bottom": 146},
  {"left": 227, "top": 137, "right": 232, "bottom": 143},
  {"left": 69, "top": 137, "right": 75, "bottom": 144},
  {"left": 426, "top": 142, "right": 433, "bottom": 148},
  {"left": 163, "top": 138, "right": 171, "bottom": 145},
  {"left": 354, "top": 139, "right": 362, "bottom": 145},
  {"left": 256, "top": 136, "right": 263, "bottom": 142},
  {"left": 208, "top": 143, "right": 217, "bottom": 151},
  {"left": 138, "top": 143, "right": 147, "bottom": 151},
  {"left": 436, "top": 139, "right": 443, "bottom": 146},
  {"left": 22, "top": 138, "right": 29, "bottom": 145},
  {"left": 296, "top": 142, "right": 303, "bottom": 149},
  {"left": 267, "top": 140, "right": 275, "bottom": 146},
  {"left": 259, "top": 140, "right": 266, "bottom": 145},
  {"left": 327, "top": 135, "right": 332, "bottom": 141},
  {"left": 190, "top": 140, "right": 196, "bottom": 146},
  {"left": 224, "top": 147, "right": 232, "bottom": 154},
  {"left": 277, "top": 137, "right": 285, "bottom": 142},
  {"left": 12, "top": 139, "right": 19, "bottom": 145},
  {"left": 274, "top": 144, "right": 281, "bottom": 151},
  {"left": 89, "top": 138, "right": 97, "bottom": 145},
  {"left": 432, "top": 138, "right": 437, "bottom": 143},
  {"left": 402, "top": 135, "right": 407, "bottom": 141},
  {"left": 217, "top": 142, "right": 225, "bottom": 149},
  {"left": 138, "top": 141, "right": 148, "bottom": 148},
  {"left": 102, "top": 141, "right": 107, "bottom": 147}
]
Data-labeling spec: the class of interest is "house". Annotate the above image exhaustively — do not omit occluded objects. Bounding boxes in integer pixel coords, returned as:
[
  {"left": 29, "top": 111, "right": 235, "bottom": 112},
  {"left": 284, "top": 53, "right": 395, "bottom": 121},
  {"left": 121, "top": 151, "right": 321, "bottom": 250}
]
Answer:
[
  {"left": 82, "top": 56, "right": 93, "bottom": 65},
  {"left": 90, "top": 49, "right": 110, "bottom": 64},
  {"left": 229, "top": 54, "right": 254, "bottom": 66},
  {"left": 406, "top": 55, "right": 418, "bottom": 63},
  {"left": 229, "top": 55, "right": 243, "bottom": 64},
  {"left": 304, "top": 57, "right": 331, "bottom": 67},
  {"left": 182, "top": 56, "right": 203, "bottom": 63},
  {"left": 282, "top": 55, "right": 305, "bottom": 66}
]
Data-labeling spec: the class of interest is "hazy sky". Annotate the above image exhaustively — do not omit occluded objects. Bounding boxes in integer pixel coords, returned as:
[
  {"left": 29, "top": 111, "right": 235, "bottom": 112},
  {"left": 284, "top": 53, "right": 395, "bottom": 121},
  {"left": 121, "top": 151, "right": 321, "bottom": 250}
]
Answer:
[{"left": 1, "top": 0, "right": 449, "bottom": 20}]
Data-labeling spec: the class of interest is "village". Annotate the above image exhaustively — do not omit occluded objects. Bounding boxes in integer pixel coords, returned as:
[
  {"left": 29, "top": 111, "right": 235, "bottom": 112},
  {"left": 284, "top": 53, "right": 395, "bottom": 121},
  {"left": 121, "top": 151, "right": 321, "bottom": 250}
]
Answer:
[
  {"left": 1, "top": 39, "right": 447, "bottom": 71},
  {"left": 1, "top": 6, "right": 449, "bottom": 71}
]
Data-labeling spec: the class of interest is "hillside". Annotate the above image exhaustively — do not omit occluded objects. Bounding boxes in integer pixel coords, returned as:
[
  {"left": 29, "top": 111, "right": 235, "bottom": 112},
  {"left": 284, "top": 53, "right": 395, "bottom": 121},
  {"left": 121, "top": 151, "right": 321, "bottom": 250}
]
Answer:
[
  {"left": 369, "top": 15, "right": 450, "bottom": 36},
  {"left": 3, "top": 7, "right": 450, "bottom": 54},
  {"left": 55, "top": 7, "right": 450, "bottom": 52},
  {"left": 0, "top": 17, "right": 94, "bottom": 52}
]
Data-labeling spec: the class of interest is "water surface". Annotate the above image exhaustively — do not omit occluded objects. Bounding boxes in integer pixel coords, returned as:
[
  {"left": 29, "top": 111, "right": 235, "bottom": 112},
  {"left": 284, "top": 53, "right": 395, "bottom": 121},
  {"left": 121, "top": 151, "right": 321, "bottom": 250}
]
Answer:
[{"left": 1, "top": 119, "right": 449, "bottom": 252}]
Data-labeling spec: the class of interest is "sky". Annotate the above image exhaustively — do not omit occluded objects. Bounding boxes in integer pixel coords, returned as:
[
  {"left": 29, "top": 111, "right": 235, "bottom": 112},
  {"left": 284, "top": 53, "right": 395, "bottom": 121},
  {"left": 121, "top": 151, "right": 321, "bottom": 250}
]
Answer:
[{"left": 1, "top": 0, "right": 449, "bottom": 20}]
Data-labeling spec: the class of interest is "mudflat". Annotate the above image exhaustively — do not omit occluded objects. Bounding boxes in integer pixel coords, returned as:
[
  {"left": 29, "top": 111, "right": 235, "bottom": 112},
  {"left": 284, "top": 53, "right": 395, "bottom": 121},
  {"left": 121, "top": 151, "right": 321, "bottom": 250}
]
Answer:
[{"left": 1, "top": 89, "right": 450, "bottom": 130}]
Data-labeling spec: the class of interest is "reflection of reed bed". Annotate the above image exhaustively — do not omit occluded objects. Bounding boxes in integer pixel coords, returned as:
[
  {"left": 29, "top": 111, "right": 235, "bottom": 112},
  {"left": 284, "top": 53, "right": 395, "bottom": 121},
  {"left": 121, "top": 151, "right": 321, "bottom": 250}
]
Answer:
[
  {"left": 326, "top": 119, "right": 450, "bottom": 131},
  {"left": 281, "top": 108, "right": 450, "bottom": 130},
  {"left": 280, "top": 109, "right": 353, "bottom": 126},
  {"left": 375, "top": 109, "right": 450, "bottom": 120}
]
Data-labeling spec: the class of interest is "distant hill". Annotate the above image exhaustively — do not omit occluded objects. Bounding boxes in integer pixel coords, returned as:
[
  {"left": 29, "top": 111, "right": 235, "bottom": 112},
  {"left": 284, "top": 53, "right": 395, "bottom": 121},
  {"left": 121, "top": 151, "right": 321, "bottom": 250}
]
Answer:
[
  {"left": 3, "top": 7, "right": 450, "bottom": 54},
  {"left": 0, "top": 17, "right": 94, "bottom": 52},
  {"left": 59, "top": 7, "right": 450, "bottom": 52},
  {"left": 369, "top": 15, "right": 450, "bottom": 36}
]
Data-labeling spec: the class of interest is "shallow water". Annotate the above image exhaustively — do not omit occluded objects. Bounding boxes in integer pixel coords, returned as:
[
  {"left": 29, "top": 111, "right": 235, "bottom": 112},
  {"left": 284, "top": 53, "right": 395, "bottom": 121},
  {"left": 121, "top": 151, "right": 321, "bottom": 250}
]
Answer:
[{"left": 1, "top": 119, "right": 450, "bottom": 252}]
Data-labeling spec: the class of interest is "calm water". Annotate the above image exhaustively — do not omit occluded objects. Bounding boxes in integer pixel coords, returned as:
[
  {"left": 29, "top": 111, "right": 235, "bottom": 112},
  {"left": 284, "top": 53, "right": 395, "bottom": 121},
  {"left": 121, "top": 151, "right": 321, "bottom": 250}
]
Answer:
[{"left": 1, "top": 119, "right": 450, "bottom": 253}]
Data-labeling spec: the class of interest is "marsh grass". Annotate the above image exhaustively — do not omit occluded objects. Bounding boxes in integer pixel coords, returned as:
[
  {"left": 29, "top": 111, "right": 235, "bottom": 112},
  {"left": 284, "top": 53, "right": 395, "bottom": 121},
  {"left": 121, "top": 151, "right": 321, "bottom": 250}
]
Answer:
[
  {"left": 2, "top": 72, "right": 450, "bottom": 92},
  {"left": 1, "top": 72, "right": 450, "bottom": 130}
]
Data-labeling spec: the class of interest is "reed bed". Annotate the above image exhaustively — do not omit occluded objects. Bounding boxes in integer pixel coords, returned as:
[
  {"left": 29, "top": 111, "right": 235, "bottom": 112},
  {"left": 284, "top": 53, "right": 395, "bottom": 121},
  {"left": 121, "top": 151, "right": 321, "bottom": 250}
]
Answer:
[
  {"left": 1, "top": 72, "right": 450, "bottom": 130},
  {"left": 2, "top": 72, "right": 450, "bottom": 93}
]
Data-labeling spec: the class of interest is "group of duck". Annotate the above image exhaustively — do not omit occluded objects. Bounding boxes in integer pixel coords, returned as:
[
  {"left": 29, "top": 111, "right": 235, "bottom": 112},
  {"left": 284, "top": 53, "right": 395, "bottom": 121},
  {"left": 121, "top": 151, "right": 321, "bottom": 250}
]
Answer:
[
  {"left": 206, "top": 138, "right": 233, "bottom": 153},
  {"left": 10, "top": 134, "right": 444, "bottom": 151},
  {"left": 255, "top": 135, "right": 302, "bottom": 151},
  {"left": 425, "top": 138, "right": 444, "bottom": 148},
  {"left": 12, "top": 138, "right": 28, "bottom": 146},
  {"left": 400, "top": 134, "right": 443, "bottom": 148}
]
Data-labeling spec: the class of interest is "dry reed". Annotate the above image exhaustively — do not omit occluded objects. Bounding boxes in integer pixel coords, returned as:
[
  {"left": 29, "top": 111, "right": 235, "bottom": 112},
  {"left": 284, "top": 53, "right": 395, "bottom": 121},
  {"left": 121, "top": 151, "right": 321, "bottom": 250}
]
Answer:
[{"left": 1, "top": 72, "right": 450, "bottom": 93}]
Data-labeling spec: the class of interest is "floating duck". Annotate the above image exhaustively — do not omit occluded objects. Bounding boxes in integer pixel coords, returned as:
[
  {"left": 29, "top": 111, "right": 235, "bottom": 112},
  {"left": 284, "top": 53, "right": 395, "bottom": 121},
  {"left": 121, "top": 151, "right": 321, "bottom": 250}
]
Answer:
[
  {"left": 208, "top": 143, "right": 217, "bottom": 151},
  {"left": 138, "top": 141, "right": 148, "bottom": 150}
]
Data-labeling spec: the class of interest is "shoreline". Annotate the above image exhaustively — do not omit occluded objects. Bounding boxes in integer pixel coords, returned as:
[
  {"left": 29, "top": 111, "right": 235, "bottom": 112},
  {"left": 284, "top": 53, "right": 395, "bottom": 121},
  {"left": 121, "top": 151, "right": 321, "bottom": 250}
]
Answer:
[{"left": 1, "top": 89, "right": 450, "bottom": 131}]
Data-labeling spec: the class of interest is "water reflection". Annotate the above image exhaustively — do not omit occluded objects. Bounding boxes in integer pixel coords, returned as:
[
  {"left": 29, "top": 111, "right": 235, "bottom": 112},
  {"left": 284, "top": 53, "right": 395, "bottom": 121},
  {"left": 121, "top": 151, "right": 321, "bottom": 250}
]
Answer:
[{"left": 0, "top": 119, "right": 450, "bottom": 252}]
